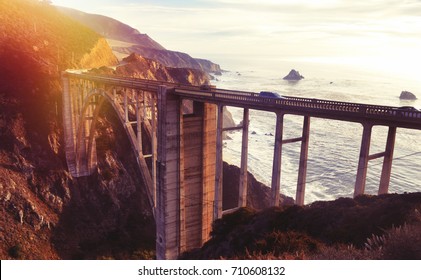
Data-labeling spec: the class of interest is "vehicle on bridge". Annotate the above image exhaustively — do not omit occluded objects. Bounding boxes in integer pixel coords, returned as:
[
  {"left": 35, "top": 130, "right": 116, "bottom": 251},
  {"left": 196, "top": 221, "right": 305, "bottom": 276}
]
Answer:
[
  {"left": 398, "top": 106, "right": 419, "bottom": 111},
  {"left": 259, "top": 91, "right": 286, "bottom": 99}
]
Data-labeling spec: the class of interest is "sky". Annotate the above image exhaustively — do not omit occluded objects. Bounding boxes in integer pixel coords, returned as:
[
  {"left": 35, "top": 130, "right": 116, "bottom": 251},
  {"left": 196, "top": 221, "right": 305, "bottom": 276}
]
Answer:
[{"left": 52, "top": 0, "right": 421, "bottom": 78}]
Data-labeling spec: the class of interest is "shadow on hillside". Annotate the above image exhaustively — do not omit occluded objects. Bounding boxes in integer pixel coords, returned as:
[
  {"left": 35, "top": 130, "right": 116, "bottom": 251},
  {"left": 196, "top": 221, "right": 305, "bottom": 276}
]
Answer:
[{"left": 51, "top": 103, "right": 156, "bottom": 260}]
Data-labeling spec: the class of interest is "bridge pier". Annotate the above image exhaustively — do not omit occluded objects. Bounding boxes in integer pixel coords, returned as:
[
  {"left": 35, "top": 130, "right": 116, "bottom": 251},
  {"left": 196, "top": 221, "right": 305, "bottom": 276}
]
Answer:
[
  {"left": 271, "top": 113, "right": 284, "bottom": 206},
  {"left": 354, "top": 124, "right": 397, "bottom": 197},
  {"left": 379, "top": 127, "right": 397, "bottom": 194},
  {"left": 156, "top": 87, "right": 217, "bottom": 259},
  {"left": 296, "top": 116, "right": 311, "bottom": 206},
  {"left": 271, "top": 114, "right": 311, "bottom": 206},
  {"left": 214, "top": 105, "right": 224, "bottom": 219},
  {"left": 239, "top": 108, "right": 250, "bottom": 208},
  {"left": 355, "top": 124, "right": 372, "bottom": 196}
]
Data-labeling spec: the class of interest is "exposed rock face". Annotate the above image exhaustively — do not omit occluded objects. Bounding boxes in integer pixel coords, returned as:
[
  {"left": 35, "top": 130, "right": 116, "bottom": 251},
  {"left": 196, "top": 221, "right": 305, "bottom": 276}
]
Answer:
[
  {"left": 195, "top": 58, "right": 222, "bottom": 73},
  {"left": 283, "top": 69, "right": 304, "bottom": 81},
  {"left": 223, "top": 107, "right": 236, "bottom": 128},
  {"left": 108, "top": 53, "right": 210, "bottom": 86},
  {"left": 114, "top": 45, "right": 222, "bottom": 74},
  {"left": 399, "top": 91, "right": 417, "bottom": 100},
  {"left": 223, "top": 162, "right": 294, "bottom": 210}
]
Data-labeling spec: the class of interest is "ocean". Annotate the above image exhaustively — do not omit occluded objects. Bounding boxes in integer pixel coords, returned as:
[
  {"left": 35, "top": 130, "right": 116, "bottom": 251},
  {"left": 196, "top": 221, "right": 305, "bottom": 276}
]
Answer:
[{"left": 212, "top": 56, "right": 421, "bottom": 204}]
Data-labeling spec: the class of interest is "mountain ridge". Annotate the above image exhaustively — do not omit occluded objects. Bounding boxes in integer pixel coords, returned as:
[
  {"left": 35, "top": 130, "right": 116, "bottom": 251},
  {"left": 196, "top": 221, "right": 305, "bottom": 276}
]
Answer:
[{"left": 58, "top": 6, "right": 222, "bottom": 73}]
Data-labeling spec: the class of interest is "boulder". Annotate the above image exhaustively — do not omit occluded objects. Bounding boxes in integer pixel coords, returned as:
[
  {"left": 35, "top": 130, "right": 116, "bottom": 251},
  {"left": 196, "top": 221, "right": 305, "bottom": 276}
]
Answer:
[
  {"left": 283, "top": 69, "right": 304, "bottom": 80},
  {"left": 399, "top": 91, "right": 417, "bottom": 100}
]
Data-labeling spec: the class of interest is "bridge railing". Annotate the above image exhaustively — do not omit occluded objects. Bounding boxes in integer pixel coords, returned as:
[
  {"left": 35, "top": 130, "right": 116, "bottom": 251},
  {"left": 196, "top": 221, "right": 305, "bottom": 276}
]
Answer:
[{"left": 175, "top": 88, "right": 421, "bottom": 124}]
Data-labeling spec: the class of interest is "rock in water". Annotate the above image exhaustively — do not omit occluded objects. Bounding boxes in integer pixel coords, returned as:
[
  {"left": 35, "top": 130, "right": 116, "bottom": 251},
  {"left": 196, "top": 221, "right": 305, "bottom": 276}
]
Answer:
[
  {"left": 283, "top": 69, "right": 304, "bottom": 80},
  {"left": 399, "top": 91, "right": 417, "bottom": 100}
]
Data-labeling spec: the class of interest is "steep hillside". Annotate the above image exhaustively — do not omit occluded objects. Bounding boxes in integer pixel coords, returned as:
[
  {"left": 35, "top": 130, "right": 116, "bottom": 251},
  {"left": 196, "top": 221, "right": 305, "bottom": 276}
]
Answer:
[
  {"left": 0, "top": 0, "right": 146, "bottom": 260},
  {"left": 57, "top": 7, "right": 165, "bottom": 50},
  {"left": 58, "top": 7, "right": 222, "bottom": 73},
  {"left": 183, "top": 193, "right": 421, "bottom": 260}
]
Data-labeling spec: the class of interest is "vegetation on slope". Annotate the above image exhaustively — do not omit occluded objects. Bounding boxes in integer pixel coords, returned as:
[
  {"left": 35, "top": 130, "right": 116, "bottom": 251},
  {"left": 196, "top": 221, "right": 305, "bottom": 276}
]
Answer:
[
  {"left": 0, "top": 0, "right": 133, "bottom": 260},
  {"left": 182, "top": 193, "right": 421, "bottom": 259},
  {"left": 57, "top": 7, "right": 165, "bottom": 50}
]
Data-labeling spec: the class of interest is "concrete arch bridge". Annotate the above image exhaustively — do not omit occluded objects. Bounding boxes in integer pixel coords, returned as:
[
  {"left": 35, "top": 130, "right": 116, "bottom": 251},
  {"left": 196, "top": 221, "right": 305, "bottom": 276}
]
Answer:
[{"left": 62, "top": 72, "right": 421, "bottom": 259}]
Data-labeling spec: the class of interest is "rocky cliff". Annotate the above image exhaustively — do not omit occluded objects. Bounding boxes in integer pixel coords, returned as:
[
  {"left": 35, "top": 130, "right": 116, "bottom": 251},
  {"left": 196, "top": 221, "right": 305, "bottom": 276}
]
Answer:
[
  {"left": 115, "top": 53, "right": 210, "bottom": 85},
  {"left": 113, "top": 45, "right": 222, "bottom": 73}
]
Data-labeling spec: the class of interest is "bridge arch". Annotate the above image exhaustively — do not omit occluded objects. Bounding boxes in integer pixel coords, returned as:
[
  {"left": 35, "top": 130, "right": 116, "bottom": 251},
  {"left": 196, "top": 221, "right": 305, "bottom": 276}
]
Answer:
[
  {"left": 63, "top": 81, "right": 156, "bottom": 209},
  {"left": 74, "top": 89, "right": 108, "bottom": 180}
]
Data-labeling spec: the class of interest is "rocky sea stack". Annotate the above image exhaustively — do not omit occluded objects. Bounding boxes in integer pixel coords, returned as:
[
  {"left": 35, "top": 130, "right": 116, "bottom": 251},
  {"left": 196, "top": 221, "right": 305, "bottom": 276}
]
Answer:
[
  {"left": 283, "top": 69, "right": 304, "bottom": 81},
  {"left": 399, "top": 91, "right": 417, "bottom": 100}
]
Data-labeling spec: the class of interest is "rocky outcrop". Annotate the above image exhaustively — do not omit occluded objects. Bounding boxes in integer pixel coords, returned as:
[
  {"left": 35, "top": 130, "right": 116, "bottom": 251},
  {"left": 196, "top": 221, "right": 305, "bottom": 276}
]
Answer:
[
  {"left": 223, "top": 162, "right": 294, "bottom": 210},
  {"left": 195, "top": 58, "right": 223, "bottom": 73},
  {"left": 223, "top": 107, "right": 236, "bottom": 128},
  {"left": 283, "top": 69, "right": 304, "bottom": 81},
  {"left": 110, "top": 53, "right": 210, "bottom": 86},
  {"left": 399, "top": 91, "right": 417, "bottom": 100},
  {"left": 114, "top": 45, "right": 222, "bottom": 74}
]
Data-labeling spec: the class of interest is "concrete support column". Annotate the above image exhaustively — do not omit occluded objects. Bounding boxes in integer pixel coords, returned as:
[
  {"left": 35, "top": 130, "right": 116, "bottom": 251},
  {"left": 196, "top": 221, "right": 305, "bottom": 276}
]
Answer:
[
  {"left": 379, "top": 126, "right": 397, "bottom": 195},
  {"left": 239, "top": 108, "right": 249, "bottom": 208},
  {"left": 112, "top": 88, "right": 117, "bottom": 103},
  {"left": 61, "top": 75, "right": 77, "bottom": 175},
  {"left": 124, "top": 90, "right": 129, "bottom": 123},
  {"left": 79, "top": 83, "right": 90, "bottom": 174},
  {"left": 214, "top": 105, "right": 224, "bottom": 220},
  {"left": 135, "top": 91, "right": 143, "bottom": 154},
  {"left": 296, "top": 116, "right": 311, "bottom": 206},
  {"left": 201, "top": 103, "right": 217, "bottom": 242},
  {"left": 156, "top": 86, "right": 184, "bottom": 260},
  {"left": 151, "top": 95, "right": 157, "bottom": 208},
  {"left": 354, "top": 123, "right": 372, "bottom": 197},
  {"left": 271, "top": 113, "right": 284, "bottom": 207}
]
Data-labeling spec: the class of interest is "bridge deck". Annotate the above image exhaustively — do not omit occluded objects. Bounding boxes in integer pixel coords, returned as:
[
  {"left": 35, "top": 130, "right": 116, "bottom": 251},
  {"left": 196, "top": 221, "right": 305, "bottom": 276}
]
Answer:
[{"left": 64, "top": 72, "right": 421, "bottom": 130}]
